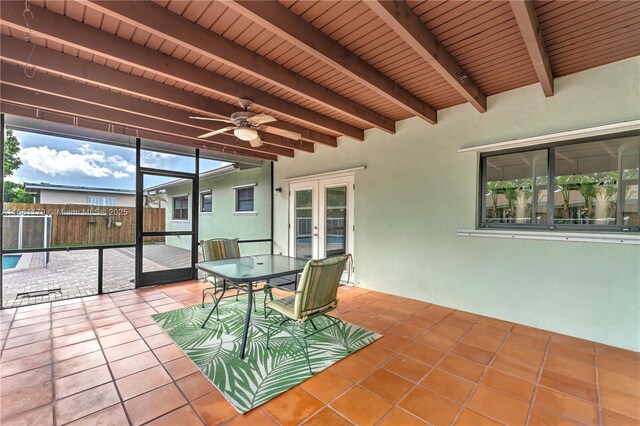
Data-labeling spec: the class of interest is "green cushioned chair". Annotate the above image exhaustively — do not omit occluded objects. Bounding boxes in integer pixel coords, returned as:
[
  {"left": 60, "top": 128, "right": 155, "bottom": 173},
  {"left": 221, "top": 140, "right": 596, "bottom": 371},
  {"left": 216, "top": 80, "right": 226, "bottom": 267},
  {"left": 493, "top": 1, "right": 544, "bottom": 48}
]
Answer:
[
  {"left": 264, "top": 254, "right": 351, "bottom": 374},
  {"left": 200, "top": 238, "right": 256, "bottom": 319}
]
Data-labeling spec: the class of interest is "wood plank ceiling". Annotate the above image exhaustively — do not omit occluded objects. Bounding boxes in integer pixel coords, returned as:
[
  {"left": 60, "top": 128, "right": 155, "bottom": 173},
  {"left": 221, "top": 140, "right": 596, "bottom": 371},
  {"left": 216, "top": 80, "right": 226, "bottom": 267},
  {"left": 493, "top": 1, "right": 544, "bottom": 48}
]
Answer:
[{"left": 1, "top": 0, "right": 638, "bottom": 161}]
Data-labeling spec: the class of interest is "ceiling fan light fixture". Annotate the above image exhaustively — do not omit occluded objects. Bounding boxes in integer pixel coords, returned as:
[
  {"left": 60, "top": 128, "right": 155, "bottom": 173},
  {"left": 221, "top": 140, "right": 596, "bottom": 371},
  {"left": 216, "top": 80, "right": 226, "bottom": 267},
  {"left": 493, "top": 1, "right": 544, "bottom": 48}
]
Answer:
[{"left": 234, "top": 127, "right": 258, "bottom": 141}]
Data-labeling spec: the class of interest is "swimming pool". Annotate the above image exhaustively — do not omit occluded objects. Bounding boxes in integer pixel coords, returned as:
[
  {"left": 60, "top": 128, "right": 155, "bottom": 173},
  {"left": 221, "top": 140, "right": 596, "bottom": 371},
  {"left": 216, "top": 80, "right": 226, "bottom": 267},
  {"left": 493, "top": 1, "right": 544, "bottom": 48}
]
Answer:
[{"left": 2, "top": 255, "right": 22, "bottom": 270}]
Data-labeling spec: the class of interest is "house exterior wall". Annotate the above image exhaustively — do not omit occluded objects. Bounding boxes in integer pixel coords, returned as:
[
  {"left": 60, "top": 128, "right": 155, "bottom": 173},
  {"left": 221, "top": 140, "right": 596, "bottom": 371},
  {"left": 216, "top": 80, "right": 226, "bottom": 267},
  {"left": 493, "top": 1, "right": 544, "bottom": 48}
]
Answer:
[
  {"left": 273, "top": 57, "right": 640, "bottom": 351},
  {"left": 39, "top": 190, "right": 136, "bottom": 207},
  {"left": 163, "top": 163, "right": 272, "bottom": 255}
]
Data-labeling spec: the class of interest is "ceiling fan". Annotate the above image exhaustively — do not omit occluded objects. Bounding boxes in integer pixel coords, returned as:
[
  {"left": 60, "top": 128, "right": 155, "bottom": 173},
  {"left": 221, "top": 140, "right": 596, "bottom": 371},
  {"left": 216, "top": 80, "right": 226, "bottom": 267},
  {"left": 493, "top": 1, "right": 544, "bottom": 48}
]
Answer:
[{"left": 190, "top": 99, "right": 301, "bottom": 148}]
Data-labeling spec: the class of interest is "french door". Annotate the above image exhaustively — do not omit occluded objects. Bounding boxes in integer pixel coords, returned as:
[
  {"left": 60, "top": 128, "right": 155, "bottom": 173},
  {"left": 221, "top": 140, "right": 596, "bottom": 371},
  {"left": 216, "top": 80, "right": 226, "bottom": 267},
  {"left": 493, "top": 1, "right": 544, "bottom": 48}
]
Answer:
[{"left": 289, "top": 175, "right": 354, "bottom": 281}]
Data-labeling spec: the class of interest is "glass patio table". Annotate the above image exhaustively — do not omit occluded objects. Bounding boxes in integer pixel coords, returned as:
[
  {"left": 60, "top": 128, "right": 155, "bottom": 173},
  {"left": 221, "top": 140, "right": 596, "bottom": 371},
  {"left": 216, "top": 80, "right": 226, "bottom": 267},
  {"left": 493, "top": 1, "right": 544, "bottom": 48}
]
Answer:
[{"left": 196, "top": 254, "right": 309, "bottom": 359}]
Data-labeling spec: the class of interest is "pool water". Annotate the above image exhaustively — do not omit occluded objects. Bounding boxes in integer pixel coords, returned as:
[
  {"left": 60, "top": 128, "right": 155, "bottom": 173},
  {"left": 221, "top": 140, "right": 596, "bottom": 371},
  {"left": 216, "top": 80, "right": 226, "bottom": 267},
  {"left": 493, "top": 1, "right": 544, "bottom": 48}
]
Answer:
[{"left": 2, "top": 255, "right": 22, "bottom": 270}]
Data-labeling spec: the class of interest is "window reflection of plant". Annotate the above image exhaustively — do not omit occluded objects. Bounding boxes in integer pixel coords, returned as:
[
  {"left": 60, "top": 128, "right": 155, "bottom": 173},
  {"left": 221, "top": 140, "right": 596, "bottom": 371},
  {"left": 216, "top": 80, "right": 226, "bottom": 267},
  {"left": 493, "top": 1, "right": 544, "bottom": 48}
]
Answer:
[
  {"left": 555, "top": 174, "right": 580, "bottom": 219},
  {"left": 486, "top": 179, "right": 533, "bottom": 222},
  {"left": 555, "top": 172, "right": 622, "bottom": 222}
]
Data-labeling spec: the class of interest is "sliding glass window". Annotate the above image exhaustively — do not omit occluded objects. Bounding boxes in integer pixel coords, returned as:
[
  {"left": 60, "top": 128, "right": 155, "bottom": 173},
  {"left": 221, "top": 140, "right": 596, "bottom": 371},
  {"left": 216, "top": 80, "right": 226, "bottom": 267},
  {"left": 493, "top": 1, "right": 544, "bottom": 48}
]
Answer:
[{"left": 479, "top": 133, "right": 640, "bottom": 232}]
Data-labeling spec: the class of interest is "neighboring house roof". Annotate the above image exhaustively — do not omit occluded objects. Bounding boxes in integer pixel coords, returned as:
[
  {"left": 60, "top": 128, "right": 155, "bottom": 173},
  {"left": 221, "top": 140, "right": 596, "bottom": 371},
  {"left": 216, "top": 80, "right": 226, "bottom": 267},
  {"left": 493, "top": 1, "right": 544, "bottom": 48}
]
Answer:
[
  {"left": 24, "top": 182, "right": 135, "bottom": 195},
  {"left": 144, "top": 164, "right": 239, "bottom": 193}
]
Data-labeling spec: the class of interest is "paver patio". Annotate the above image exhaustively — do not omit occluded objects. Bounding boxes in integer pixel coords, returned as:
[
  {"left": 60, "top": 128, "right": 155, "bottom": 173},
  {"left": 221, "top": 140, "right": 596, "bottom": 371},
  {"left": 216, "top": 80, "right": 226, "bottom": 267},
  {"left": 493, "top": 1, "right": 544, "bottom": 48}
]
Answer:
[{"left": 2, "top": 245, "right": 201, "bottom": 308}]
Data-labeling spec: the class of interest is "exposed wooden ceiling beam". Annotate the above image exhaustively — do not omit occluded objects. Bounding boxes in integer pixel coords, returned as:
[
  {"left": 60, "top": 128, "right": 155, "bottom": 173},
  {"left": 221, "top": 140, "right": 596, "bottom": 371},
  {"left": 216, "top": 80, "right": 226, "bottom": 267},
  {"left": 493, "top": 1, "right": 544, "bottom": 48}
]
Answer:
[
  {"left": 0, "top": 82, "right": 294, "bottom": 158},
  {"left": 510, "top": 0, "right": 554, "bottom": 97},
  {"left": 226, "top": 0, "right": 437, "bottom": 124},
  {"left": 0, "top": 63, "right": 303, "bottom": 156},
  {"left": 1, "top": 101, "right": 276, "bottom": 162},
  {"left": 366, "top": 1, "right": 487, "bottom": 113},
  {"left": 0, "top": 34, "right": 336, "bottom": 148},
  {"left": 0, "top": 1, "right": 363, "bottom": 140},
  {"left": 85, "top": 0, "right": 395, "bottom": 135}
]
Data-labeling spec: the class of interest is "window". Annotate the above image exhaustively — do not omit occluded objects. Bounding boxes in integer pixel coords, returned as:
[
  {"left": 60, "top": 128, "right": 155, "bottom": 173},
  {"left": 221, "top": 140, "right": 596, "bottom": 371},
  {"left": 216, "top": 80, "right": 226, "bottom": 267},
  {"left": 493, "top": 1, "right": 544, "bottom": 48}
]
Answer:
[
  {"left": 88, "top": 196, "right": 116, "bottom": 206},
  {"left": 236, "top": 187, "right": 254, "bottom": 212},
  {"left": 480, "top": 134, "right": 639, "bottom": 231},
  {"left": 201, "top": 192, "right": 212, "bottom": 213},
  {"left": 172, "top": 196, "right": 189, "bottom": 220}
]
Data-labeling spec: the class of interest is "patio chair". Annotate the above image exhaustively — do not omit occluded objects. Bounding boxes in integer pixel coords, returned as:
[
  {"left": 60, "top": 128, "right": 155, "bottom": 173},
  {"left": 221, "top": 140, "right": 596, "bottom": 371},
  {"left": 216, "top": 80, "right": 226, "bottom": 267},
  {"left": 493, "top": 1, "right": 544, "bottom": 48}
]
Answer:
[
  {"left": 264, "top": 254, "right": 350, "bottom": 374},
  {"left": 199, "top": 238, "right": 256, "bottom": 318}
]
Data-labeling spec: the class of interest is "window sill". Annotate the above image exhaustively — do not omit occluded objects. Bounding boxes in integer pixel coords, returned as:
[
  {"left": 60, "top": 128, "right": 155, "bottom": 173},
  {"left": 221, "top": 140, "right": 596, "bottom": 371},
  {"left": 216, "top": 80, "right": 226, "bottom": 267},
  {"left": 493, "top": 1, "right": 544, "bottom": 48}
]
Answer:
[
  {"left": 200, "top": 212, "right": 213, "bottom": 215},
  {"left": 170, "top": 220, "right": 190, "bottom": 223},
  {"left": 234, "top": 211, "right": 258, "bottom": 216},
  {"left": 457, "top": 229, "right": 640, "bottom": 245}
]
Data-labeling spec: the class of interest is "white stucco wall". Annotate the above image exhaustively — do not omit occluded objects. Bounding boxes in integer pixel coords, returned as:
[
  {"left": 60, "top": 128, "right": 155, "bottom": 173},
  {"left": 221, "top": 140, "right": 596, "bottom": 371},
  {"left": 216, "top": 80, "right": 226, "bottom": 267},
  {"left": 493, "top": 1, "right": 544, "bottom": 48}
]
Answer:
[
  {"left": 273, "top": 57, "right": 640, "bottom": 351},
  {"left": 39, "top": 190, "right": 136, "bottom": 207}
]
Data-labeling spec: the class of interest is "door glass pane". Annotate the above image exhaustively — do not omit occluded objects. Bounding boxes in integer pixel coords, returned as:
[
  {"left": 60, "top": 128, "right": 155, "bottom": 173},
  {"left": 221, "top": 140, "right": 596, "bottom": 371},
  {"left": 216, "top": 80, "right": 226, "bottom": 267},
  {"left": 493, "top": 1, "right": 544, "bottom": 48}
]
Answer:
[
  {"left": 295, "top": 189, "right": 312, "bottom": 259},
  {"left": 484, "top": 150, "right": 548, "bottom": 224},
  {"left": 325, "top": 186, "right": 347, "bottom": 257}
]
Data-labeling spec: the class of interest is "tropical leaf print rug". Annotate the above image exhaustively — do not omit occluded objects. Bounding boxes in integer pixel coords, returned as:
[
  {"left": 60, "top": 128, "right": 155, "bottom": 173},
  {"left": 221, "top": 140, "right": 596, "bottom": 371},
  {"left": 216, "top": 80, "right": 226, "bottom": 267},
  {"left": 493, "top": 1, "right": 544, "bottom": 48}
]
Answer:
[{"left": 152, "top": 294, "right": 380, "bottom": 413}]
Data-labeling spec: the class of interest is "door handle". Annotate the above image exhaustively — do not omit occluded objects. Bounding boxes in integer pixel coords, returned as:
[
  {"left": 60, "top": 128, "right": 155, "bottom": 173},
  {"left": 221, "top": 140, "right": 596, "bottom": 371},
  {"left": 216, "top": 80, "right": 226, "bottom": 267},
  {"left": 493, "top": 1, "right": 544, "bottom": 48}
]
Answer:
[{"left": 313, "top": 233, "right": 318, "bottom": 237}]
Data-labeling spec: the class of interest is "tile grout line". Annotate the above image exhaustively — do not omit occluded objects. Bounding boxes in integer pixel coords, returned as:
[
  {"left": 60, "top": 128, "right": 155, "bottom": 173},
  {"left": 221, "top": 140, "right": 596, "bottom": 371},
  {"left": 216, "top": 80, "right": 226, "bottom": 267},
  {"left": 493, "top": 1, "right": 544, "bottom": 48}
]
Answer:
[
  {"left": 0, "top": 308, "right": 17, "bottom": 355},
  {"left": 154, "top": 308, "right": 213, "bottom": 425},
  {"left": 5, "top": 293, "right": 201, "bottom": 424},
  {"left": 295, "top": 295, "right": 405, "bottom": 426},
  {"left": 65, "top": 290, "right": 186, "bottom": 425},
  {"left": 134, "top": 288, "right": 211, "bottom": 426},
  {"left": 593, "top": 342, "right": 603, "bottom": 426},
  {"left": 523, "top": 333, "right": 552, "bottom": 425},
  {"left": 68, "top": 295, "right": 134, "bottom": 426},
  {"left": 287, "top": 298, "right": 415, "bottom": 426},
  {"left": 0, "top": 305, "right": 54, "bottom": 425},
  {"left": 374, "top": 309, "right": 485, "bottom": 426},
  {"left": 40, "top": 294, "right": 162, "bottom": 425},
  {"left": 255, "top": 294, "right": 408, "bottom": 426},
  {"left": 450, "top": 323, "right": 516, "bottom": 425},
  {"left": 4, "top": 285, "right": 637, "bottom": 426},
  {"left": 50, "top": 306, "right": 57, "bottom": 426}
]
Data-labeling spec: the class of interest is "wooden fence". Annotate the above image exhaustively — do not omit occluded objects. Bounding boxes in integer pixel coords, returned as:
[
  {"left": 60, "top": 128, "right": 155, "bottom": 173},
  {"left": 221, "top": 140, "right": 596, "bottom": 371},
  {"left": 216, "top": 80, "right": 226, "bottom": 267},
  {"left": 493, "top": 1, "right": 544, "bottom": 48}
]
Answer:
[{"left": 3, "top": 203, "right": 165, "bottom": 248}]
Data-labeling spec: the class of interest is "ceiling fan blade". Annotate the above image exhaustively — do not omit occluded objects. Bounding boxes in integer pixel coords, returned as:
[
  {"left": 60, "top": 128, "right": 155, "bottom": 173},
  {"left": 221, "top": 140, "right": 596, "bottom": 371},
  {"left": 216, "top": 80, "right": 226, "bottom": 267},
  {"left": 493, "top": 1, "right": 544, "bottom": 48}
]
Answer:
[
  {"left": 247, "top": 114, "right": 277, "bottom": 125},
  {"left": 260, "top": 125, "right": 301, "bottom": 140},
  {"left": 249, "top": 134, "right": 263, "bottom": 148},
  {"left": 197, "top": 126, "right": 237, "bottom": 139},
  {"left": 190, "top": 116, "right": 234, "bottom": 124}
]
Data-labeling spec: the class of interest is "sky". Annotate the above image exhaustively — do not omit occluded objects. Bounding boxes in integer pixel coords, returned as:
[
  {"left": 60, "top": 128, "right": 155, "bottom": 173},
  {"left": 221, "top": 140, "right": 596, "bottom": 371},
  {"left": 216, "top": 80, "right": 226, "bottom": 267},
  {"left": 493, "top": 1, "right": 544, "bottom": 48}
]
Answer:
[{"left": 8, "top": 131, "right": 228, "bottom": 189}]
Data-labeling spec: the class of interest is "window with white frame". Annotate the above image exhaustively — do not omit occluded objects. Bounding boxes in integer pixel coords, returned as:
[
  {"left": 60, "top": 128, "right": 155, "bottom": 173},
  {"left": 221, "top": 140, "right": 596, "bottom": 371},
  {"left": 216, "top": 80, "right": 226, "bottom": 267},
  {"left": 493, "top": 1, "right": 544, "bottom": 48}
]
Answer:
[
  {"left": 172, "top": 195, "right": 189, "bottom": 220},
  {"left": 201, "top": 191, "right": 212, "bottom": 213},
  {"left": 88, "top": 196, "right": 116, "bottom": 206},
  {"left": 235, "top": 186, "right": 255, "bottom": 212},
  {"left": 479, "top": 133, "right": 640, "bottom": 231}
]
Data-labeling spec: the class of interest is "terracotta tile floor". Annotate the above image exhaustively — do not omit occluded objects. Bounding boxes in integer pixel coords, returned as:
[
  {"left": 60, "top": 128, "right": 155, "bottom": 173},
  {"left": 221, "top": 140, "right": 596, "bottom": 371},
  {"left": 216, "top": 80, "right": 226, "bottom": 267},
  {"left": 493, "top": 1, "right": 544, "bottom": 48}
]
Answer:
[{"left": 1, "top": 281, "right": 639, "bottom": 425}]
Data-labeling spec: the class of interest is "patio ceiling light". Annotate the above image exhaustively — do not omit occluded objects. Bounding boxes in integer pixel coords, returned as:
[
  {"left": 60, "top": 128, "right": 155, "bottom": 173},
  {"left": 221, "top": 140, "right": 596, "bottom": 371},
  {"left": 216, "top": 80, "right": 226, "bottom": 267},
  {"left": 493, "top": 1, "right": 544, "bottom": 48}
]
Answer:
[{"left": 234, "top": 127, "right": 258, "bottom": 142}]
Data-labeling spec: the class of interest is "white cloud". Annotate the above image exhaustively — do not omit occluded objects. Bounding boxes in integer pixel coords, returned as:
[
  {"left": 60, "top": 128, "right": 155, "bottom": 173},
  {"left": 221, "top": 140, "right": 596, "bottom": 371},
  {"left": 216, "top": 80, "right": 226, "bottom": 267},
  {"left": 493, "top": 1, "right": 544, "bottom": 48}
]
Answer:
[
  {"left": 20, "top": 146, "right": 112, "bottom": 177},
  {"left": 141, "top": 151, "right": 175, "bottom": 168},
  {"left": 19, "top": 145, "right": 136, "bottom": 180}
]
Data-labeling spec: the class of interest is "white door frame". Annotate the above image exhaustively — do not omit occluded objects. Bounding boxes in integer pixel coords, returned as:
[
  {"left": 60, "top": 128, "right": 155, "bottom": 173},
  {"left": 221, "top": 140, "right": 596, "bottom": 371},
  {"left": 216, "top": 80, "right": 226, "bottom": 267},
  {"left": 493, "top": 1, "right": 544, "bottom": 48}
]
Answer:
[{"left": 288, "top": 172, "right": 355, "bottom": 282}]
